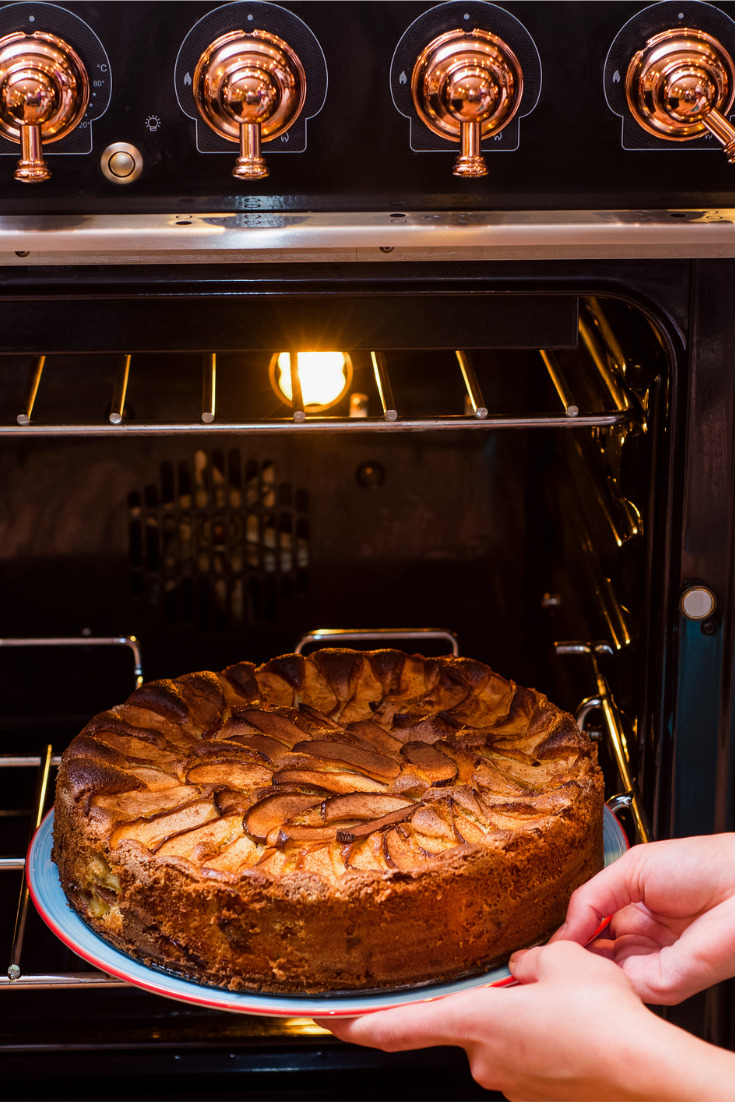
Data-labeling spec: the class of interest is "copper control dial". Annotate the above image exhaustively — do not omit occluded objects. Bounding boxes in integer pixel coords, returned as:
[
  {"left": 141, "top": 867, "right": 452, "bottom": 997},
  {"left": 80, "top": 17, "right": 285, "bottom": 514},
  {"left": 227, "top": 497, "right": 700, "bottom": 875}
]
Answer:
[
  {"left": 626, "top": 28, "right": 735, "bottom": 162},
  {"left": 411, "top": 28, "right": 523, "bottom": 178},
  {"left": 0, "top": 30, "right": 89, "bottom": 182},
  {"left": 193, "top": 28, "right": 305, "bottom": 180}
]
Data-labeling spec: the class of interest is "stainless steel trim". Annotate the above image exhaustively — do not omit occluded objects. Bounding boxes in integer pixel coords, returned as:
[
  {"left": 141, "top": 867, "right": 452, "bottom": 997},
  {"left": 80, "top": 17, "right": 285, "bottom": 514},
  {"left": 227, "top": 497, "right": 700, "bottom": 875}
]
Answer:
[
  {"left": 0, "top": 210, "right": 733, "bottom": 261},
  {"left": 0, "top": 412, "right": 628, "bottom": 437},
  {"left": 294, "top": 627, "right": 460, "bottom": 655},
  {"left": 456, "top": 351, "right": 488, "bottom": 419},
  {"left": 0, "top": 635, "right": 144, "bottom": 688}
]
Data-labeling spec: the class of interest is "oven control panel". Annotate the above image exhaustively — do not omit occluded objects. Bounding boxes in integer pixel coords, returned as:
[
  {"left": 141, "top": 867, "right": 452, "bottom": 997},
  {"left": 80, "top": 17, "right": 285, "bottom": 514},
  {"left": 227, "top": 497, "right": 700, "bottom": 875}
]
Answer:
[{"left": 0, "top": 0, "right": 732, "bottom": 213}]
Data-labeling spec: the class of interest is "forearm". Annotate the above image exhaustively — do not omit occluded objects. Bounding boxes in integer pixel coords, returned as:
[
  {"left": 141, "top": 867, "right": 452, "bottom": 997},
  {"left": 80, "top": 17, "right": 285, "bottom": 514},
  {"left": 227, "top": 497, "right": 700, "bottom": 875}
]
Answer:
[{"left": 605, "top": 1015, "right": 735, "bottom": 1102}]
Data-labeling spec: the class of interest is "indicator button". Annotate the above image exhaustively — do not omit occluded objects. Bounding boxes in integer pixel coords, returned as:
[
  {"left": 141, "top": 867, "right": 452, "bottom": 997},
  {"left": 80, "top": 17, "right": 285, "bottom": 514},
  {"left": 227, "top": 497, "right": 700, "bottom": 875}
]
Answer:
[
  {"left": 680, "top": 585, "right": 717, "bottom": 620},
  {"left": 108, "top": 150, "right": 135, "bottom": 177},
  {"left": 101, "top": 142, "right": 143, "bottom": 184}
]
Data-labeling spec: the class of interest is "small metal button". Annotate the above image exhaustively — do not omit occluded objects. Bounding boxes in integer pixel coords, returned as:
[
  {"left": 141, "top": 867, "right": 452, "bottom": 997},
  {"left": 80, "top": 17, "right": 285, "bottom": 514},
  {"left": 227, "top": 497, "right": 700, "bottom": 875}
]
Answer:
[
  {"left": 108, "top": 150, "right": 135, "bottom": 178},
  {"left": 680, "top": 585, "right": 716, "bottom": 620},
  {"left": 100, "top": 142, "right": 142, "bottom": 184}
]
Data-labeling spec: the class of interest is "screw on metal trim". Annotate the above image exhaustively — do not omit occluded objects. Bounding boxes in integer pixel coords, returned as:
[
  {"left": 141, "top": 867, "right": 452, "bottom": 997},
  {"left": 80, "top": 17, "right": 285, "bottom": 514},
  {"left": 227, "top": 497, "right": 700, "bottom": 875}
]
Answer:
[{"left": 8, "top": 964, "right": 20, "bottom": 981}]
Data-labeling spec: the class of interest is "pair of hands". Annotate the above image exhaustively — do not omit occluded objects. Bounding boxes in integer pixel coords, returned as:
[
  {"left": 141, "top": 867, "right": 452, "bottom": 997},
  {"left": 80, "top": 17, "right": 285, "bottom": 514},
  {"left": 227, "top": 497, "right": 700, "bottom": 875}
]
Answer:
[{"left": 315, "top": 834, "right": 735, "bottom": 1100}]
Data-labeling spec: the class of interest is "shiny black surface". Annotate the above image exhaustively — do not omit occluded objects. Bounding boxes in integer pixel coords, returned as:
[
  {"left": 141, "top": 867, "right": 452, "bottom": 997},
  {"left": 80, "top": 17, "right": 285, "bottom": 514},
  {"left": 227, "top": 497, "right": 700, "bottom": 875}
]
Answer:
[{"left": 0, "top": 0, "right": 732, "bottom": 212}]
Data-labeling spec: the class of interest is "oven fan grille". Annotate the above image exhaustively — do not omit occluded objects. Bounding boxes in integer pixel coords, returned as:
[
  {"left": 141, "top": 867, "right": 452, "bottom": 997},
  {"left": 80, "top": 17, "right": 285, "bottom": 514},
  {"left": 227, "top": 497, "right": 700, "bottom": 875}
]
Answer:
[{"left": 129, "top": 449, "right": 310, "bottom": 628}]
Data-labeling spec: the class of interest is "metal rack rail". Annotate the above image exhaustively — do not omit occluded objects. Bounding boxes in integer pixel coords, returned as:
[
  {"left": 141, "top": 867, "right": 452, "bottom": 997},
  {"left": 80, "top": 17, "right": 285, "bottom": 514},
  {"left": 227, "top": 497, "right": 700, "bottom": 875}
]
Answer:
[
  {"left": 0, "top": 636, "right": 143, "bottom": 990},
  {"left": 1, "top": 347, "right": 632, "bottom": 437}
]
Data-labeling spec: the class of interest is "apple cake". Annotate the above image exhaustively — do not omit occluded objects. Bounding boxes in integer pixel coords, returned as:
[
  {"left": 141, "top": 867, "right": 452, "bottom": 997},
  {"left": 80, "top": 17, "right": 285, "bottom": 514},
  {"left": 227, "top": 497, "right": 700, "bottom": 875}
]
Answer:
[{"left": 53, "top": 648, "right": 604, "bottom": 993}]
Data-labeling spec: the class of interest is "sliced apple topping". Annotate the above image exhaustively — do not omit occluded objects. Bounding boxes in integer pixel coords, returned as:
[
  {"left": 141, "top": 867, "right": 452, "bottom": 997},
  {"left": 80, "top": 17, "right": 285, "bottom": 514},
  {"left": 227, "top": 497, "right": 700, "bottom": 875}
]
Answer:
[
  {"left": 322, "top": 793, "right": 415, "bottom": 822},
  {"left": 201, "top": 833, "right": 261, "bottom": 874},
  {"left": 156, "top": 814, "right": 243, "bottom": 860},
  {"left": 335, "top": 804, "right": 416, "bottom": 842},
  {"left": 383, "top": 824, "right": 432, "bottom": 870},
  {"left": 125, "top": 766, "right": 182, "bottom": 791},
  {"left": 291, "top": 740, "right": 400, "bottom": 783},
  {"left": 346, "top": 720, "right": 403, "bottom": 755},
  {"left": 233, "top": 709, "right": 305, "bottom": 747},
  {"left": 186, "top": 761, "right": 273, "bottom": 788},
  {"left": 109, "top": 798, "right": 219, "bottom": 852},
  {"left": 221, "top": 733, "right": 294, "bottom": 765},
  {"left": 90, "top": 785, "right": 196, "bottom": 821},
  {"left": 273, "top": 768, "right": 388, "bottom": 794},
  {"left": 245, "top": 792, "right": 324, "bottom": 842},
  {"left": 400, "top": 742, "right": 457, "bottom": 784}
]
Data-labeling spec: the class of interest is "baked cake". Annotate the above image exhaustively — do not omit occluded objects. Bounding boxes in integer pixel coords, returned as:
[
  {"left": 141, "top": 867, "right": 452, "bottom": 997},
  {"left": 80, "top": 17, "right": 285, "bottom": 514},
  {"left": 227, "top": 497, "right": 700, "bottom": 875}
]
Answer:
[{"left": 53, "top": 649, "right": 604, "bottom": 993}]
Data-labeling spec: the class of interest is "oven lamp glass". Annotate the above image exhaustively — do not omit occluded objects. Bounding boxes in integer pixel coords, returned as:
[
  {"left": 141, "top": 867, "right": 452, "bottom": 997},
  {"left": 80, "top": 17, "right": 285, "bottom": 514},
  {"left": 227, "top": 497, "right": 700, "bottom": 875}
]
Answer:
[{"left": 270, "top": 351, "right": 353, "bottom": 411}]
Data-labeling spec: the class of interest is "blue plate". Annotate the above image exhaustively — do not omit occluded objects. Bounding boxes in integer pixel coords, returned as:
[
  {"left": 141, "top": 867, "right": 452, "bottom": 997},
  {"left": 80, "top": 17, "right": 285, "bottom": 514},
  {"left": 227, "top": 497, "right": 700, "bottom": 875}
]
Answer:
[{"left": 27, "top": 805, "right": 627, "bottom": 1017}]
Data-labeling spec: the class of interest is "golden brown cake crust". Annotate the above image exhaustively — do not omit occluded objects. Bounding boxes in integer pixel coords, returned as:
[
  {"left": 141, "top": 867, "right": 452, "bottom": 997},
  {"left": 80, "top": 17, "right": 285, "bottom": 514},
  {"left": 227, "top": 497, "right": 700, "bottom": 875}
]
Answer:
[{"left": 53, "top": 649, "right": 604, "bottom": 993}]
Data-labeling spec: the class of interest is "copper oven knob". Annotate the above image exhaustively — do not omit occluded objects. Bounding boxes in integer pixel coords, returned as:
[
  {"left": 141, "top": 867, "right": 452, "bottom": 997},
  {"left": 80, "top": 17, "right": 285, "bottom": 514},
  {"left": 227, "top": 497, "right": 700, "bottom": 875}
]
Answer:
[
  {"left": 411, "top": 28, "right": 523, "bottom": 178},
  {"left": 0, "top": 30, "right": 89, "bottom": 183},
  {"left": 193, "top": 29, "right": 306, "bottom": 180},
  {"left": 626, "top": 28, "right": 735, "bottom": 162}
]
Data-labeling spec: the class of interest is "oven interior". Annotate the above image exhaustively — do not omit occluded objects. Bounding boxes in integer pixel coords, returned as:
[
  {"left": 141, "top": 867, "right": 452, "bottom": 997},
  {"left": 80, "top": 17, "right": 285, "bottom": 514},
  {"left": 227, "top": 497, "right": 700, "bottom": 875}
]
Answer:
[{"left": 0, "top": 280, "right": 674, "bottom": 1096}]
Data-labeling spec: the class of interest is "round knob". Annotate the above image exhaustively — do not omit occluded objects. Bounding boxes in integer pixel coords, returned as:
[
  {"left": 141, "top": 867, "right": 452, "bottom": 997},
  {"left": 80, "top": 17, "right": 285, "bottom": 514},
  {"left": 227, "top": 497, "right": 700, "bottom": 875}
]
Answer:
[
  {"left": 193, "top": 29, "right": 306, "bottom": 181},
  {"left": 626, "top": 28, "right": 735, "bottom": 163},
  {"left": 411, "top": 28, "right": 523, "bottom": 178},
  {"left": 0, "top": 31, "right": 89, "bottom": 183}
]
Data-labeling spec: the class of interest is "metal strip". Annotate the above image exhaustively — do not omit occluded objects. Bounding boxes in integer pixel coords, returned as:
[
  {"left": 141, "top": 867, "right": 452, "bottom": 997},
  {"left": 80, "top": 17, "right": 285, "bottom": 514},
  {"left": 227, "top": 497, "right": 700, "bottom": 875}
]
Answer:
[
  {"left": 295, "top": 628, "right": 460, "bottom": 656},
  {"left": 370, "top": 351, "right": 398, "bottom": 422},
  {"left": 289, "top": 354, "right": 306, "bottom": 424},
  {"left": 0, "top": 973, "right": 128, "bottom": 989},
  {"left": 456, "top": 351, "right": 488, "bottom": 419},
  {"left": 109, "top": 354, "right": 131, "bottom": 425},
  {"left": 16, "top": 355, "right": 45, "bottom": 425},
  {"left": 559, "top": 641, "right": 652, "bottom": 844},
  {"left": 0, "top": 210, "right": 733, "bottom": 258},
  {"left": 202, "top": 353, "right": 216, "bottom": 424},
  {"left": 0, "top": 635, "right": 143, "bottom": 689},
  {"left": 8, "top": 745, "right": 52, "bottom": 981},
  {"left": 540, "top": 350, "right": 579, "bottom": 417},
  {"left": 0, "top": 412, "right": 629, "bottom": 438}
]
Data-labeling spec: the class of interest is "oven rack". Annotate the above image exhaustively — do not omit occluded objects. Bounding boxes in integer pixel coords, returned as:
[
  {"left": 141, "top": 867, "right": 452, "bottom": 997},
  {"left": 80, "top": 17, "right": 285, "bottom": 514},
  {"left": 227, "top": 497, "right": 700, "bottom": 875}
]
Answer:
[
  {"left": 0, "top": 347, "right": 631, "bottom": 436},
  {"left": 1, "top": 629, "right": 647, "bottom": 992}
]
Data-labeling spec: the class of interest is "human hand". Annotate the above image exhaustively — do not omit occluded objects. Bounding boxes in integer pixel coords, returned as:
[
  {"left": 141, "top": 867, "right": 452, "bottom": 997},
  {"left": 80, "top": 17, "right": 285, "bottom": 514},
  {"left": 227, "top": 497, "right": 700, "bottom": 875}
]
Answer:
[
  {"left": 317, "top": 942, "right": 680, "bottom": 1101},
  {"left": 555, "top": 833, "right": 735, "bottom": 1005}
]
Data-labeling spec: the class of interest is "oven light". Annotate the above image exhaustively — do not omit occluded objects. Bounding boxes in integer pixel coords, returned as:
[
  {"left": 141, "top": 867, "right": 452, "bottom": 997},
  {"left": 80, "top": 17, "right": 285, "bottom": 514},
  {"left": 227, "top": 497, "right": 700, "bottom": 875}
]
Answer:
[{"left": 270, "top": 351, "right": 353, "bottom": 411}]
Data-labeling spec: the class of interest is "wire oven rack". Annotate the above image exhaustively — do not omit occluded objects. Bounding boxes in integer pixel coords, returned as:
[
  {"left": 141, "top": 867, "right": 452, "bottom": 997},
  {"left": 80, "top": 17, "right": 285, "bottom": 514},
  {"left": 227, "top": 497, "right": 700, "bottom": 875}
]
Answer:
[
  {"left": 0, "top": 627, "right": 649, "bottom": 993},
  {"left": 0, "top": 346, "right": 630, "bottom": 436}
]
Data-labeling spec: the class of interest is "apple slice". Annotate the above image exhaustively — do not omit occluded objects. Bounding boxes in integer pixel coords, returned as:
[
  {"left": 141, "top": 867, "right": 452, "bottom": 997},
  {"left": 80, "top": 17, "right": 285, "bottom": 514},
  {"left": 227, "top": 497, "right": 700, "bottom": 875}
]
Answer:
[
  {"left": 110, "top": 798, "right": 219, "bottom": 852},
  {"left": 245, "top": 792, "right": 323, "bottom": 842},
  {"left": 322, "top": 793, "right": 415, "bottom": 822},
  {"left": 222, "top": 733, "right": 294, "bottom": 765},
  {"left": 275, "top": 822, "right": 356, "bottom": 846},
  {"left": 186, "top": 761, "right": 273, "bottom": 788},
  {"left": 202, "top": 832, "right": 261, "bottom": 873},
  {"left": 400, "top": 742, "right": 457, "bottom": 783},
  {"left": 346, "top": 721, "right": 403, "bottom": 755},
  {"left": 335, "top": 804, "right": 417, "bottom": 842},
  {"left": 344, "top": 830, "right": 391, "bottom": 872},
  {"left": 91, "top": 785, "right": 194, "bottom": 820},
  {"left": 234, "top": 709, "right": 305, "bottom": 747},
  {"left": 215, "top": 789, "right": 252, "bottom": 816},
  {"left": 125, "top": 766, "right": 182, "bottom": 791},
  {"left": 383, "top": 825, "right": 432, "bottom": 870},
  {"left": 156, "top": 814, "right": 243, "bottom": 859},
  {"left": 291, "top": 740, "right": 400, "bottom": 783},
  {"left": 93, "top": 731, "right": 182, "bottom": 767},
  {"left": 273, "top": 768, "right": 387, "bottom": 794}
]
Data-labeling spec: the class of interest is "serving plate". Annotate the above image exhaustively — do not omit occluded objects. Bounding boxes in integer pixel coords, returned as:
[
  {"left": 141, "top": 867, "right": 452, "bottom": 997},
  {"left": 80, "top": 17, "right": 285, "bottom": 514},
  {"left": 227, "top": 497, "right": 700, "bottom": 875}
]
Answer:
[{"left": 27, "top": 805, "right": 627, "bottom": 1017}]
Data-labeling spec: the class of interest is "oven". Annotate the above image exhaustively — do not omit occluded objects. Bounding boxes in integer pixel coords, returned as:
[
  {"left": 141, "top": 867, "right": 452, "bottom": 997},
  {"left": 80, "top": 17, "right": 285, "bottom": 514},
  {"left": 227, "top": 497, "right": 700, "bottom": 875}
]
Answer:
[{"left": 1, "top": 0, "right": 734, "bottom": 1097}]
